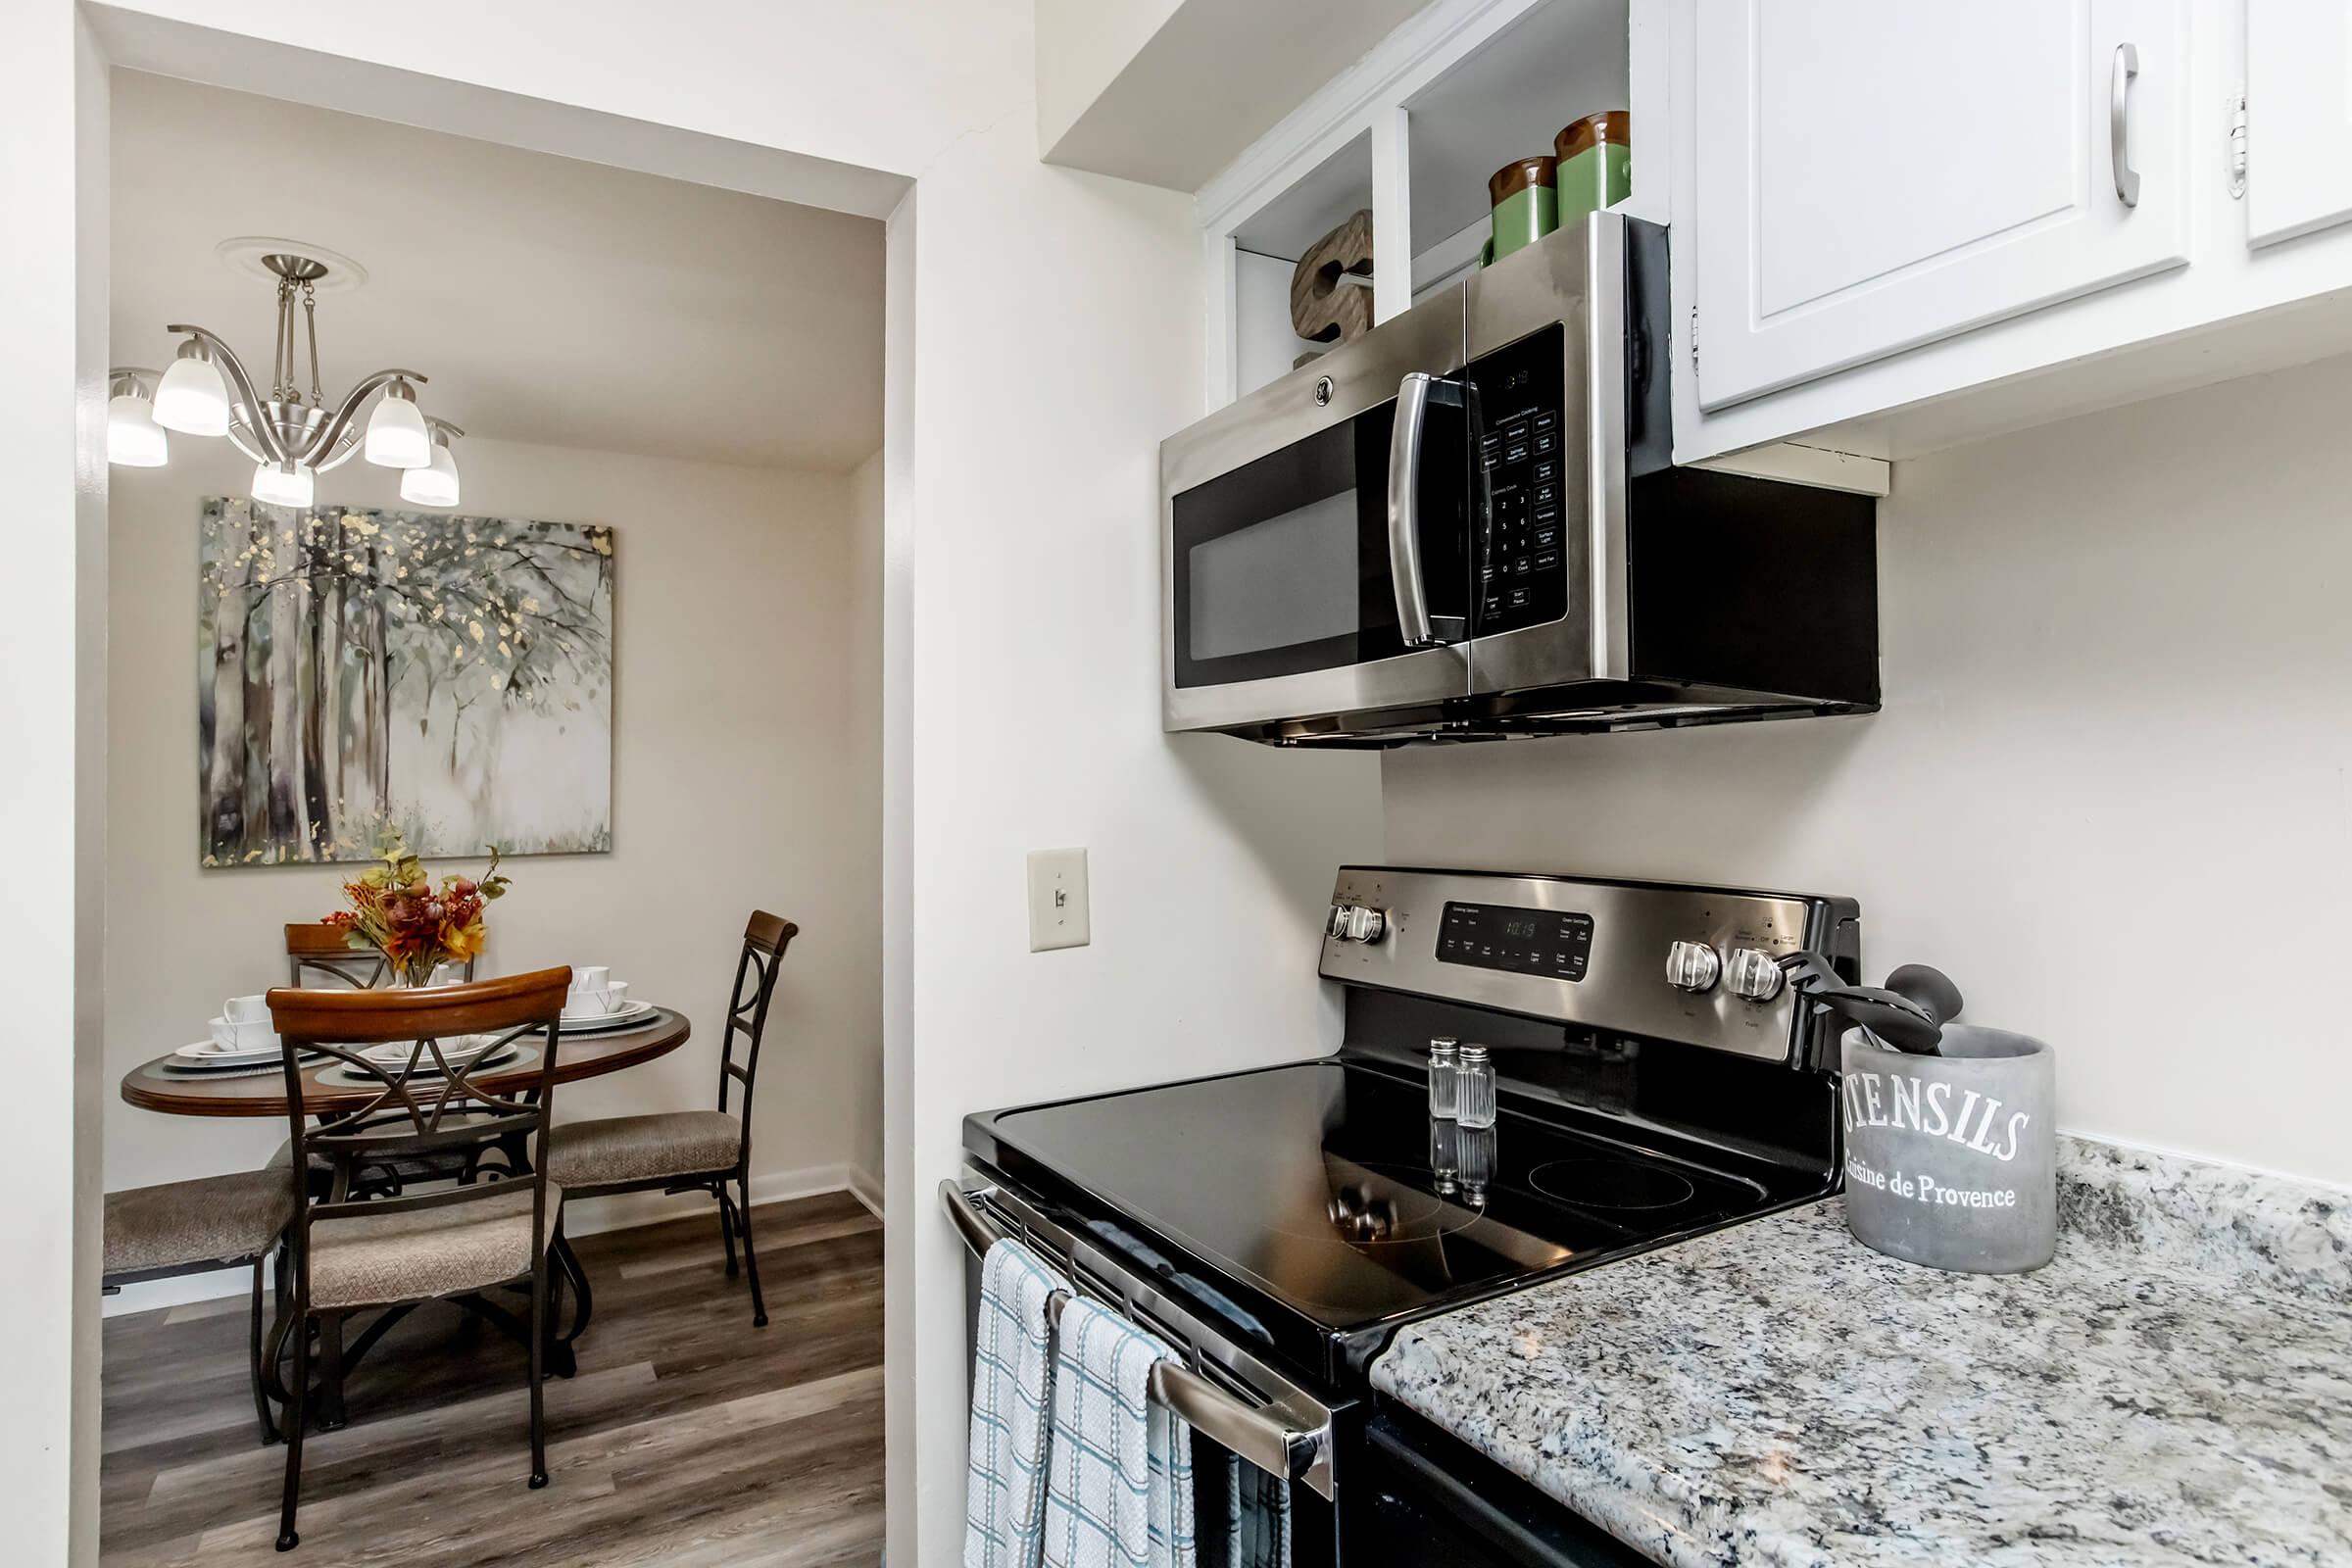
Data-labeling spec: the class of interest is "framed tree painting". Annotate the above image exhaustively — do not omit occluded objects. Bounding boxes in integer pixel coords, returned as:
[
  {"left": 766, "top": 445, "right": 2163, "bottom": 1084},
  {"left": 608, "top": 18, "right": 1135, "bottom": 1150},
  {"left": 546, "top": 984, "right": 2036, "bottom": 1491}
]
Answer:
[{"left": 197, "top": 498, "right": 614, "bottom": 865}]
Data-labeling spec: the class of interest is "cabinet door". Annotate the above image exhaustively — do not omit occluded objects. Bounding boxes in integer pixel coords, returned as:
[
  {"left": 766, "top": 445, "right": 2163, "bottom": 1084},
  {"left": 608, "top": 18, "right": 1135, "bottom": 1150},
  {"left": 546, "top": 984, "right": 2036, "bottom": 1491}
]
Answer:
[
  {"left": 1691, "top": 0, "right": 2187, "bottom": 411},
  {"left": 2246, "top": 2, "right": 2352, "bottom": 247}
]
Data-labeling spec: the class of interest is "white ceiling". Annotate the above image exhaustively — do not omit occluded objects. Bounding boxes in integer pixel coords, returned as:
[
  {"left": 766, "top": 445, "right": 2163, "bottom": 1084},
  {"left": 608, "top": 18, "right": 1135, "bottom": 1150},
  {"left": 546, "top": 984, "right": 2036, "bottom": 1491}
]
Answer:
[{"left": 111, "top": 72, "right": 885, "bottom": 473}]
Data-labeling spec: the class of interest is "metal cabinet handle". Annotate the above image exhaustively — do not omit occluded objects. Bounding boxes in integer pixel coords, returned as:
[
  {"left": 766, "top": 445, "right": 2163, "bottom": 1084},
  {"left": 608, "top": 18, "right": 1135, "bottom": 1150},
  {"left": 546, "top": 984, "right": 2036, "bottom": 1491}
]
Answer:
[
  {"left": 2110, "top": 42, "right": 2140, "bottom": 209},
  {"left": 1387, "top": 372, "right": 1441, "bottom": 648}
]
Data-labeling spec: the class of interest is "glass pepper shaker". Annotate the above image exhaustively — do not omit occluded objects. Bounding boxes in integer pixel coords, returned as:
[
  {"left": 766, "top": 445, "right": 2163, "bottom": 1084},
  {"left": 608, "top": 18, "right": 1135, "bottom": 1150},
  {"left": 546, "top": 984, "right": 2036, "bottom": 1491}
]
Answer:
[
  {"left": 1456, "top": 1044, "right": 1497, "bottom": 1130},
  {"left": 1428, "top": 1037, "right": 1460, "bottom": 1120}
]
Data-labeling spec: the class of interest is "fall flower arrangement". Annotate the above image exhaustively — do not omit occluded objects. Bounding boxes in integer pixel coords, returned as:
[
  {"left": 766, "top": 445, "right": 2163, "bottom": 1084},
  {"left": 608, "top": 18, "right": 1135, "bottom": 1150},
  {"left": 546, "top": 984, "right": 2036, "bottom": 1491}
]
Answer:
[{"left": 323, "top": 834, "right": 512, "bottom": 986}]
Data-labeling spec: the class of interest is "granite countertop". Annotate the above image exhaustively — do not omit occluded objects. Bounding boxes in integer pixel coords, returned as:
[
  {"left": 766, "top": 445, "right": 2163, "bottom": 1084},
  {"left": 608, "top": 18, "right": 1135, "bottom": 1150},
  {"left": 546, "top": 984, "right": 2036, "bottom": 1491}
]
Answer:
[{"left": 1370, "top": 1138, "right": 2352, "bottom": 1567}]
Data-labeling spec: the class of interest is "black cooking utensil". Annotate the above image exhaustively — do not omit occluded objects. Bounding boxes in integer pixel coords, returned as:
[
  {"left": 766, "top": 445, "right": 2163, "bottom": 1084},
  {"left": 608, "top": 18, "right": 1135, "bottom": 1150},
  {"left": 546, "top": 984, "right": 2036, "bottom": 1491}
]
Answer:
[
  {"left": 1776, "top": 949, "right": 1844, "bottom": 996},
  {"left": 1777, "top": 950, "right": 1945, "bottom": 1055},
  {"left": 1805, "top": 984, "right": 1944, "bottom": 1054},
  {"left": 1884, "top": 963, "right": 1963, "bottom": 1031}
]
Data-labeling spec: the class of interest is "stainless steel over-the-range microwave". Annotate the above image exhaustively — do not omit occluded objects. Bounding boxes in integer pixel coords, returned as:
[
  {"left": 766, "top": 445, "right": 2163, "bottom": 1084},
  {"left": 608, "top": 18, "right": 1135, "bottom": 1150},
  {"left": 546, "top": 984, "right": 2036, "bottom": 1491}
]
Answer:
[{"left": 1159, "top": 213, "right": 1881, "bottom": 747}]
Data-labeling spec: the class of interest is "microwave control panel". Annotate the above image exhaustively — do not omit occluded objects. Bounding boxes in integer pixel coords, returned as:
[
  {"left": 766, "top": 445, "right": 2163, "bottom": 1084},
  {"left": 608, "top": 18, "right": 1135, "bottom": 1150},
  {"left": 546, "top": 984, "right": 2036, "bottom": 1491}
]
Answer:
[{"left": 1468, "top": 324, "right": 1569, "bottom": 636}]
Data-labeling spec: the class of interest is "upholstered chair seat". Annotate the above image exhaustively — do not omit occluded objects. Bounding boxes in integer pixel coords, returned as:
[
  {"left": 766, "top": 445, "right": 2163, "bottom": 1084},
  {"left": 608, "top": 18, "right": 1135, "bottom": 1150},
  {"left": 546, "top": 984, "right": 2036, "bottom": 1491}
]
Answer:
[
  {"left": 103, "top": 1168, "right": 295, "bottom": 1449},
  {"left": 306, "top": 1182, "right": 565, "bottom": 1311},
  {"left": 546, "top": 1110, "right": 740, "bottom": 1189},
  {"left": 104, "top": 1170, "right": 294, "bottom": 1277}
]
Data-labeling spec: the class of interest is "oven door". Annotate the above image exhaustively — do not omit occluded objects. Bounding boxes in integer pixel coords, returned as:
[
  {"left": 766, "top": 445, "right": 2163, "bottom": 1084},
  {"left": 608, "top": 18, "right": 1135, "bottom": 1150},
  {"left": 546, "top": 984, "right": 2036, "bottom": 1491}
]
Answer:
[{"left": 1162, "top": 285, "right": 1473, "bottom": 735}]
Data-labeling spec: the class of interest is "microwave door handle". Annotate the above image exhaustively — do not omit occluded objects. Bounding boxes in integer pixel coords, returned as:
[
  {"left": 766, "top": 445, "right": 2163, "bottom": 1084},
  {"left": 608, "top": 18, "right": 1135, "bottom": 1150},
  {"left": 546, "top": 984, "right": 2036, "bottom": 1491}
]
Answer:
[{"left": 1388, "top": 371, "right": 1464, "bottom": 649}]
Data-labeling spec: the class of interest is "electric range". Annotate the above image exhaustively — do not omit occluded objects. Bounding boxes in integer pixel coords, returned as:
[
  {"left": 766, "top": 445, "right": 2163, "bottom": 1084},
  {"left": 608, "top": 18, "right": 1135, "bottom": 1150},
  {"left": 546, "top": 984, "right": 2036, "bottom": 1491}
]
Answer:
[{"left": 952, "top": 867, "right": 1859, "bottom": 1565}]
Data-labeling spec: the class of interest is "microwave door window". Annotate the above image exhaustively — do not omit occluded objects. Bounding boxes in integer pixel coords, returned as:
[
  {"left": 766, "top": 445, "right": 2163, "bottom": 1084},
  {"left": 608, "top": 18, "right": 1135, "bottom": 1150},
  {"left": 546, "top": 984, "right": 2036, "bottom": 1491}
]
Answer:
[
  {"left": 1172, "top": 413, "right": 1399, "bottom": 690},
  {"left": 1188, "top": 493, "right": 1358, "bottom": 662},
  {"left": 1171, "top": 395, "right": 1475, "bottom": 694}
]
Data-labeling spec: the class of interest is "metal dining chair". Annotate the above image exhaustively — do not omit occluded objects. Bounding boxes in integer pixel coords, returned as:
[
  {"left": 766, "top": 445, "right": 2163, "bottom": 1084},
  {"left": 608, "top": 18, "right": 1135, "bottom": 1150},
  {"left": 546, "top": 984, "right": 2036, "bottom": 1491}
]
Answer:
[
  {"left": 285, "top": 923, "right": 476, "bottom": 989},
  {"left": 265, "top": 967, "right": 571, "bottom": 1552},
  {"left": 278, "top": 926, "right": 485, "bottom": 1198},
  {"left": 102, "top": 1171, "right": 293, "bottom": 1445},
  {"left": 545, "top": 911, "right": 798, "bottom": 1328}
]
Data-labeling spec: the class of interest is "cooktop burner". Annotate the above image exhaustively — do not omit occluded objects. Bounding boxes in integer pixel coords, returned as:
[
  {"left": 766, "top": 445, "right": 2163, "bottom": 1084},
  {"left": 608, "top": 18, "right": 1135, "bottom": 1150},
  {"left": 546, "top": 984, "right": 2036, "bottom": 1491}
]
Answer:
[
  {"left": 1527, "top": 1157, "right": 1697, "bottom": 1211},
  {"left": 978, "top": 1057, "right": 1785, "bottom": 1338}
]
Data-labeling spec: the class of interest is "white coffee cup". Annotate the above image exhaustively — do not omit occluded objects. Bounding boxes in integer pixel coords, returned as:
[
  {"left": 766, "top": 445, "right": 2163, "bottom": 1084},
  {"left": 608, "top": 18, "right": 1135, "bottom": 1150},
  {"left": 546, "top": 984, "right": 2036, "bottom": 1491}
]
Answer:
[
  {"left": 223, "top": 994, "right": 270, "bottom": 1024},
  {"left": 571, "top": 966, "right": 610, "bottom": 992}
]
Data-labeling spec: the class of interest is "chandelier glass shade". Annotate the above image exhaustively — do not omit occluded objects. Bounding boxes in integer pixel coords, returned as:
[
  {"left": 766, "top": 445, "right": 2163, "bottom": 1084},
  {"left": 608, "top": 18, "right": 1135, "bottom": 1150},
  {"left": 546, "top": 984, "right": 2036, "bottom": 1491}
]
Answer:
[
  {"left": 111, "top": 249, "right": 451, "bottom": 509},
  {"left": 400, "top": 419, "right": 464, "bottom": 508},
  {"left": 106, "top": 372, "right": 170, "bottom": 467},
  {"left": 251, "top": 460, "right": 315, "bottom": 509},
  {"left": 153, "top": 348, "right": 230, "bottom": 436}
]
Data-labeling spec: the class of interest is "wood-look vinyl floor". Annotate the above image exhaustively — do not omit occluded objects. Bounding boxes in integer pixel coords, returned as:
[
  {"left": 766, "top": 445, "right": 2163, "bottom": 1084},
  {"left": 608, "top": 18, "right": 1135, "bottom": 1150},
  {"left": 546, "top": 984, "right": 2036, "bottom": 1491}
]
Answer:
[{"left": 101, "top": 1191, "right": 885, "bottom": 1567}]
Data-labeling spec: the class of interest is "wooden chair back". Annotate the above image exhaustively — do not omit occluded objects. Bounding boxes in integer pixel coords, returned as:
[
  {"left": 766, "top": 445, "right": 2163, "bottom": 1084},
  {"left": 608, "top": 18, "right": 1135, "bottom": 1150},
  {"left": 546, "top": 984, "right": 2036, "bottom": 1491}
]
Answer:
[
  {"left": 716, "top": 913, "right": 799, "bottom": 1155},
  {"left": 268, "top": 968, "right": 571, "bottom": 1281},
  {"left": 285, "top": 922, "right": 478, "bottom": 989}
]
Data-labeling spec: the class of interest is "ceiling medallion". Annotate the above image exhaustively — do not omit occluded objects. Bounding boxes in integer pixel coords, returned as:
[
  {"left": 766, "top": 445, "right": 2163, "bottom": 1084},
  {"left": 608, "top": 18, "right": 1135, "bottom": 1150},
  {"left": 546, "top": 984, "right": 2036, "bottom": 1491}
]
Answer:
[{"left": 108, "top": 245, "right": 463, "bottom": 510}]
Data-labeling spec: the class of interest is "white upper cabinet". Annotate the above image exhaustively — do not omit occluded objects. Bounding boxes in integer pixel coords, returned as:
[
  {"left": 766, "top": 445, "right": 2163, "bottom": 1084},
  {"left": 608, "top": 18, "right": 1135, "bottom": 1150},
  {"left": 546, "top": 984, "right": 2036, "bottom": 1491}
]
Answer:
[
  {"left": 2245, "top": 1, "right": 2352, "bottom": 248},
  {"left": 1690, "top": 0, "right": 2189, "bottom": 411}
]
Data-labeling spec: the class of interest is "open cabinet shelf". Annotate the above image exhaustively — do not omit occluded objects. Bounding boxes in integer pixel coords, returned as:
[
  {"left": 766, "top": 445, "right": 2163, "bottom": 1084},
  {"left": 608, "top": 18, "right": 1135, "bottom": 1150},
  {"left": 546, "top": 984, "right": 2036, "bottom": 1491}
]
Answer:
[
  {"left": 1405, "top": 0, "right": 1630, "bottom": 300},
  {"left": 1232, "top": 132, "right": 1372, "bottom": 396},
  {"left": 1202, "top": 0, "right": 1657, "bottom": 409}
]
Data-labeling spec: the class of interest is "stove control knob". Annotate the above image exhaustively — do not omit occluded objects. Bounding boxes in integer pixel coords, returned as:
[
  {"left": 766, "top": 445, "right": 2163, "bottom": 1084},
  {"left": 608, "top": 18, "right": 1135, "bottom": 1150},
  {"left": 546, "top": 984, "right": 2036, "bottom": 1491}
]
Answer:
[
  {"left": 1726, "top": 947, "right": 1786, "bottom": 1003},
  {"left": 1665, "top": 940, "right": 1721, "bottom": 993},
  {"left": 1335, "top": 905, "right": 1388, "bottom": 944}
]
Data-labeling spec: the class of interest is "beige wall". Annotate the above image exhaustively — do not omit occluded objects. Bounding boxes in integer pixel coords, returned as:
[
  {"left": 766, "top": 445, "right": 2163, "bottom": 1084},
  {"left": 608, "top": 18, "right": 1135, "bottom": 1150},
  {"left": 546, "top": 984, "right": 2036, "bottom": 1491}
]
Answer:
[
  {"left": 1385, "top": 351, "right": 2352, "bottom": 1190},
  {"left": 105, "top": 434, "right": 884, "bottom": 1268}
]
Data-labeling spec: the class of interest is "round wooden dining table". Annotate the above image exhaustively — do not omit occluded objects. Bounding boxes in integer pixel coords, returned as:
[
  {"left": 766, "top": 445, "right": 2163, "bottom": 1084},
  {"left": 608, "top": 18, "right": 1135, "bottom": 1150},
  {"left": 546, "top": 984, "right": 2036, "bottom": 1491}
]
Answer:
[
  {"left": 120, "top": 1006, "right": 692, "bottom": 1118},
  {"left": 118, "top": 1006, "right": 692, "bottom": 1419}
]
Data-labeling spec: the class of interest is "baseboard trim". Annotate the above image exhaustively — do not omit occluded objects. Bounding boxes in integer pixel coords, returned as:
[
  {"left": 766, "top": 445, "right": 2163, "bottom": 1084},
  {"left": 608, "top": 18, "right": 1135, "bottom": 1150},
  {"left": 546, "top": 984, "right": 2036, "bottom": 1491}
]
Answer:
[{"left": 99, "top": 1160, "right": 885, "bottom": 1319}]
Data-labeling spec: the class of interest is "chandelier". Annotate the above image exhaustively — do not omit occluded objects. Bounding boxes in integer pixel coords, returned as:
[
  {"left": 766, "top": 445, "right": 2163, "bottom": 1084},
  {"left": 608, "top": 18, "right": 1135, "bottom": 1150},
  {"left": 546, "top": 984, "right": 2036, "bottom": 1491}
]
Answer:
[{"left": 107, "top": 247, "right": 463, "bottom": 510}]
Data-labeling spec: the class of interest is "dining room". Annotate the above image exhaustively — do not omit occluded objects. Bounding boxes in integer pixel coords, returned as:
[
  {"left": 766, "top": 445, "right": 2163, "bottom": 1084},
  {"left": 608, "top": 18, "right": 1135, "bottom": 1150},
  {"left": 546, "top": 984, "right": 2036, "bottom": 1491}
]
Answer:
[{"left": 92, "top": 70, "right": 886, "bottom": 1564}]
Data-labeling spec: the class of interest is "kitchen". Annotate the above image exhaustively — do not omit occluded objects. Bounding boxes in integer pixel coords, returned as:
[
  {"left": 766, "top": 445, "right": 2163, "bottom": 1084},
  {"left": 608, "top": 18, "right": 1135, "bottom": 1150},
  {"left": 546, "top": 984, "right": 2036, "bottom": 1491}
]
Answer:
[{"left": 7, "top": 1, "right": 2351, "bottom": 1564}]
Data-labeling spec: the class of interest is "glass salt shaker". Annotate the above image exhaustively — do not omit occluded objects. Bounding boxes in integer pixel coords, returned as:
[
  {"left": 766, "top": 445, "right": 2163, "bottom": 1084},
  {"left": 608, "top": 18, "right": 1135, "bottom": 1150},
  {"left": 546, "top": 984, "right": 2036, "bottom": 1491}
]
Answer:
[
  {"left": 1427, "top": 1037, "right": 1460, "bottom": 1119},
  {"left": 1456, "top": 1044, "right": 1497, "bottom": 1129},
  {"left": 1429, "top": 1117, "right": 1461, "bottom": 1197}
]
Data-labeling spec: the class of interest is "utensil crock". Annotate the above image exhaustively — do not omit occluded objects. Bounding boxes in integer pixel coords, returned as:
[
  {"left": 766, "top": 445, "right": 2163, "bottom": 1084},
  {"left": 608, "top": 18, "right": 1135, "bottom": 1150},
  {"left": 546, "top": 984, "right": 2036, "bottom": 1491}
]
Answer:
[{"left": 1840, "top": 1025, "right": 2056, "bottom": 1273}]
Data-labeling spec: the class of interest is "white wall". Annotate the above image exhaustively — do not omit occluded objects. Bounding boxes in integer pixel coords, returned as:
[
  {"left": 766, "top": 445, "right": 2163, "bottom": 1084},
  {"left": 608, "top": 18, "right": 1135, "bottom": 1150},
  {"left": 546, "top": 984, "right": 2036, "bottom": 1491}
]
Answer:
[
  {"left": 9, "top": 4, "right": 1388, "bottom": 1560},
  {"left": 104, "top": 436, "right": 885, "bottom": 1270},
  {"left": 0, "top": 8, "right": 107, "bottom": 1560},
  {"left": 898, "top": 119, "right": 1385, "bottom": 1557},
  {"left": 1385, "top": 351, "right": 2352, "bottom": 1190}
]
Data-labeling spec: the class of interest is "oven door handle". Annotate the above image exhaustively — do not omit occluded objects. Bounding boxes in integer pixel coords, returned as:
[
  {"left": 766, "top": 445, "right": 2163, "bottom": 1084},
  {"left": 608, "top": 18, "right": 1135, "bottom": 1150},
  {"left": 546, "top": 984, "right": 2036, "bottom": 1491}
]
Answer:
[
  {"left": 1386, "top": 371, "right": 1470, "bottom": 650},
  {"left": 941, "top": 1178, "right": 1337, "bottom": 1500}
]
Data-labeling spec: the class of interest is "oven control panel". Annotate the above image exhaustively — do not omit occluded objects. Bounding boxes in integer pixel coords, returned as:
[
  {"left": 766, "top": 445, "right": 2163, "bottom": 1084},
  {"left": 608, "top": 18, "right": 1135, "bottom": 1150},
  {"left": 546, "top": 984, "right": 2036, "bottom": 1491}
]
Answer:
[
  {"left": 1320, "top": 866, "right": 1860, "bottom": 1065},
  {"left": 1438, "top": 901, "right": 1593, "bottom": 981}
]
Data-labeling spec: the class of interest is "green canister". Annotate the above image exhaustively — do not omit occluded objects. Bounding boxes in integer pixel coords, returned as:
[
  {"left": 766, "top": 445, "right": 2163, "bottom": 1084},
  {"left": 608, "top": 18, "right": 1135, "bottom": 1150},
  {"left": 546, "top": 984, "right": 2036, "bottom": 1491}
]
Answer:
[
  {"left": 1553, "top": 109, "right": 1631, "bottom": 224},
  {"left": 1483, "top": 156, "right": 1557, "bottom": 267}
]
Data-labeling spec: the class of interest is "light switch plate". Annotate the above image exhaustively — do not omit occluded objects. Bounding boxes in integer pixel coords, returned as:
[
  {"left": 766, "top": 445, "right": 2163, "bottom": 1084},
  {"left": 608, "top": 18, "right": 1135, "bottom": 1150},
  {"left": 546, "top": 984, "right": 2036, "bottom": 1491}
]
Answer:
[{"left": 1026, "top": 848, "right": 1090, "bottom": 952}]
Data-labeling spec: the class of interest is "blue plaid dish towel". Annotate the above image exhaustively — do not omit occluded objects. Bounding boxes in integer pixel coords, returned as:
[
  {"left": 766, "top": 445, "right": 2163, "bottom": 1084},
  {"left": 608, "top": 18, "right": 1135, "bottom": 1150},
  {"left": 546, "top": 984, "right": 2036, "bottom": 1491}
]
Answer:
[
  {"left": 1192, "top": 1434, "right": 1290, "bottom": 1568},
  {"left": 965, "top": 1238, "right": 1067, "bottom": 1568},
  {"left": 1042, "top": 1297, "right": 1198, "bottom": 1568}
]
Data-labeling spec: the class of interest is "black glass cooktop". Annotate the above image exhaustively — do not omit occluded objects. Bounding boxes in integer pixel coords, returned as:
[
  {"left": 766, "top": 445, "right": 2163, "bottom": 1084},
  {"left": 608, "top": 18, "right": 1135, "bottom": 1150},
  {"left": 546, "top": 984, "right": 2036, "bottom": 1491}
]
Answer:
[{"left": 969, "top": 1057, "right": 1786, "bottom": 1366}]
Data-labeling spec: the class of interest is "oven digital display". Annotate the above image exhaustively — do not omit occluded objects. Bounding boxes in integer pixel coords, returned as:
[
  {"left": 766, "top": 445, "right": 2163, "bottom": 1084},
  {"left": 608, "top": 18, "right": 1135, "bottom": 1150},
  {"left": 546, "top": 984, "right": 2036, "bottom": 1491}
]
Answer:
[{"left": 1438, "top": 901, "right": 1593, "bottom": 981}]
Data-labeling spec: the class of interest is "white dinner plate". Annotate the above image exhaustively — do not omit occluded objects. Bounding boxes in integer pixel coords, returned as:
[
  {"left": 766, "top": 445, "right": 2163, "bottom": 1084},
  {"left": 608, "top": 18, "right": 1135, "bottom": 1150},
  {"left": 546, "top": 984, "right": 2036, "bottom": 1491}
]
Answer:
[
  {"left": 356, "top": 1034, "right": 502, "bottom": 1068},
  {"left": 340, "top": 1041, "right": 520, "bottom": 1080},
  {"left": 161, "top": 1045, "right": 318, "bottom": 1074},
  {"left": 558, "top": 998, "right": 657, "bottom": 1034},
  {"left": 172, "top": 1039, "right": 280, "bottom": 1065},
  {"left": 320, "top": 1040, "right": 529, "bottom": 1086}
]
